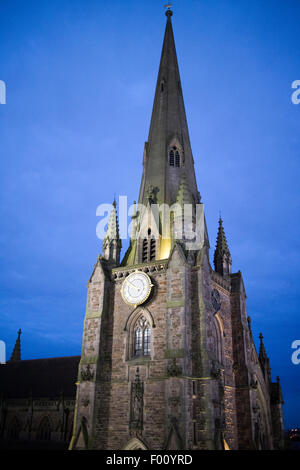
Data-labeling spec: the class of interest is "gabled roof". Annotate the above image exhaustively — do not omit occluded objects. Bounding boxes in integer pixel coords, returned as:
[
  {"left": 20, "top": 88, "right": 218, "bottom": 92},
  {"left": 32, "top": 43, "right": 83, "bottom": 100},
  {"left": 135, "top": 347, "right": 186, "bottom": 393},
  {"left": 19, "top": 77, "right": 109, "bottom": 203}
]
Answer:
[{"left": 0, "top": 356, "right": 80, "bottom": 399}]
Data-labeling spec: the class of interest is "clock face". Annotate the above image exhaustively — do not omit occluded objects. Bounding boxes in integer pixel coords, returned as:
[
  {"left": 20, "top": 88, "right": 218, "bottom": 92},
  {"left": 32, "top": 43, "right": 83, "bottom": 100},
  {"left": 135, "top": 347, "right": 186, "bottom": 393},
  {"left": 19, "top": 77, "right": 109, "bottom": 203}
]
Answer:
[{"left": 121, "top": 272, "right": 153, "bottom": 306}]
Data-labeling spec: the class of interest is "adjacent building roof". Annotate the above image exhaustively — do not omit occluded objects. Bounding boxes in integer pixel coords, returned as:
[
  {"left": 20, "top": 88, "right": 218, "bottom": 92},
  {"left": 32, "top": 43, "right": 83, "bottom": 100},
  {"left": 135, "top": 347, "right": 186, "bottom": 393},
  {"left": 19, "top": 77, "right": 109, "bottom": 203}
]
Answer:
[{"left": 0, "top": 356, "right": 80, "bottom": 399}]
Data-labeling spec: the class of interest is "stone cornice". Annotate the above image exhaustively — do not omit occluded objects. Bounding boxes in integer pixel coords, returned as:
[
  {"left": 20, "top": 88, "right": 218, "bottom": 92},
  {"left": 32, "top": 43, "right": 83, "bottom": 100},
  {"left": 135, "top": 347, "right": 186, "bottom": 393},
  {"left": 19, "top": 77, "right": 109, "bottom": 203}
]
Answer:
[
  {"left": 210, "top": 270, "right": 231, "bottom": 293},
  {"left": 112, "top": 259, "right": 168, "bottom": 282}
]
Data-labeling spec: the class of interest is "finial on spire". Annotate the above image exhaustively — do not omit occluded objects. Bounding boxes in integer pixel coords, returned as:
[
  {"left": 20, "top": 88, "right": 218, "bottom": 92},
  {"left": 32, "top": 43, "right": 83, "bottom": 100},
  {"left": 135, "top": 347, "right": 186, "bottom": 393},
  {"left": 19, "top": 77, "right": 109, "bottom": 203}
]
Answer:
[
  {"left": 164, "top": 3, "right": 173, "bottom": 18},
  {"left": 259, "top": 332, "right": 266, "bottom": 354},
  {"left": 132, "top": 200, "right": 137, "bottom": 218}
]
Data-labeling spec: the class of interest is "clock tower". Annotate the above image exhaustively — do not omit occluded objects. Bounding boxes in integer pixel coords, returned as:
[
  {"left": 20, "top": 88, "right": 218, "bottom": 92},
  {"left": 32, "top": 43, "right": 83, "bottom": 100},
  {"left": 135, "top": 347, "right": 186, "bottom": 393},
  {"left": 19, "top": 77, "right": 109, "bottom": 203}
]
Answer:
[{"left": 69, "top": 9, "right": 284, "bottom": 451}]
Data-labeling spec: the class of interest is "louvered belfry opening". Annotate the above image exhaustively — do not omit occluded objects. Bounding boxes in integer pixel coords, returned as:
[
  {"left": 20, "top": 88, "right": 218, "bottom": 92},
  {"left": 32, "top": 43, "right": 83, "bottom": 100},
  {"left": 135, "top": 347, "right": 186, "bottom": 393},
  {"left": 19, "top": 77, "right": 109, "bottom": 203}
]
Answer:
[
  {"left": 142, "top": 238, "right": 148, "bottom": 262},
  {"left": 142, "top": 229, "right": 156, "bottom": 263}
]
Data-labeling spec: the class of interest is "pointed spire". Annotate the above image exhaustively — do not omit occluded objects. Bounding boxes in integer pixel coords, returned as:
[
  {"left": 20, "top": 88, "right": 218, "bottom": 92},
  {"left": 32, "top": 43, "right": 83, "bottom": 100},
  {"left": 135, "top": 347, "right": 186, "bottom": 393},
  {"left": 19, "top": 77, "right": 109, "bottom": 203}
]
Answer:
[
  {"left": 104, "top": 199, "right": 119, "bottom": 241},
  {"left": 214, "top": 217, "right": 232, "bottom": 276},
  {"left": 122, "top": 9, "right": 205, "bottom": 266},
  {"left": 102, "top": 200, "right": 122, "bottom": 266},
  {"left": 10, "top": 329, "right": 21, "bottom": 362},
  {"left": 259, "top": 333, "right": 271, "bottom": 384},
  {"left": 138, "top": 9, "right": 199, "bottom": 208},
  {"left": 259, "top": 332, "right": 267, "bottom": 359},
  {"left": 215, "top": 216, "right": 230, "bottom": 254}
]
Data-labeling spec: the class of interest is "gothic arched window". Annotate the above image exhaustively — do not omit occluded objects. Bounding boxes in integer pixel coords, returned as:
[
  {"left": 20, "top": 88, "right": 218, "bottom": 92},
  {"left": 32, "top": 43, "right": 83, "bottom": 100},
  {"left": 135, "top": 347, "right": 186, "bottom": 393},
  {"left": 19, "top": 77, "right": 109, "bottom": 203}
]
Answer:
[
  {"left": 37, "top": 416, "right": 51, "bottom": 441},
  {"left": 169, "top": 149, "right": 175, "bottom": 166},
  {"left": 169, "top": 146, "right": 181, "bottom": 167},
  {"left": 134, "top": 316, "right": 151, "bottom": 357},
  {"left": 212, "top": 316, "right": 223, "bottom": 364}
]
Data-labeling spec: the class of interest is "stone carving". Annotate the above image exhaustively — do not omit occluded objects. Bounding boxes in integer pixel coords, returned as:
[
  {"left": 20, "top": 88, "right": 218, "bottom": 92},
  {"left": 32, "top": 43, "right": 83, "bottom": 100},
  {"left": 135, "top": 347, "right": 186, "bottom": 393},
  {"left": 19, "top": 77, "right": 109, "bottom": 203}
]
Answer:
[
  {"left": 130, "top": 368, "right": 144, "bottom": 432},
  {"left": 168, "top": 395, "right": 181, "bottom": 417},
  {"left": 168, "top": 396, "right": 180, "bottom": 407},
  {"left": 167, "top": 358, "right": 182, "bottom": 377},
  {"left": 252, "top": 404, "right": 259, "bottom": 414},
  {"left": 211, "top": 360, "right": 221, "bottom": 379},
  {"left": 145, "top": 185, "right": 159, "bottom": 203},
  {"left": 81, "top": 364, "right": 94, "bottom": 382},
  {"left": 250, "top": 374, "right": 258, "bottom": 389},
  {"left": 81, "top": 398, "right": 90, "bottom": 407}
]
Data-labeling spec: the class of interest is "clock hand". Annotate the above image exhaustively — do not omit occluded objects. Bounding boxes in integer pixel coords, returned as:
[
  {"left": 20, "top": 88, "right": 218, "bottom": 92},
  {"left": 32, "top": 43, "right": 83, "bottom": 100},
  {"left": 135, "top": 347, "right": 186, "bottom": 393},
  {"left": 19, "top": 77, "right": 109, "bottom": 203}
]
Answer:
[{"left": 127, "top": 280, "right": 140, "bottom": 292}]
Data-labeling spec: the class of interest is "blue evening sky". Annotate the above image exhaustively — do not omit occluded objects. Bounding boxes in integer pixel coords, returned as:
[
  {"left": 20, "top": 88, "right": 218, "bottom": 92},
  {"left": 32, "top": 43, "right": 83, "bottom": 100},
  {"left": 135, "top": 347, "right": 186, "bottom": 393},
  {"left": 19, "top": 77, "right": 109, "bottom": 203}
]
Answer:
[{"left": 0, "top": 0, "right": 299, "bottom": 429}]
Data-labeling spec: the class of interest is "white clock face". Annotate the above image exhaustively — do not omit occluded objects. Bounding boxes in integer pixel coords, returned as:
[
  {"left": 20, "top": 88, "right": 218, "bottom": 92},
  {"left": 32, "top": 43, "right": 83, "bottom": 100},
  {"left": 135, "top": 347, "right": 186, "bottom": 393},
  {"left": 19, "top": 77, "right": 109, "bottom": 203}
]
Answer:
[{"left": 121, "top": 272, "right": 153, "bottom": 306}]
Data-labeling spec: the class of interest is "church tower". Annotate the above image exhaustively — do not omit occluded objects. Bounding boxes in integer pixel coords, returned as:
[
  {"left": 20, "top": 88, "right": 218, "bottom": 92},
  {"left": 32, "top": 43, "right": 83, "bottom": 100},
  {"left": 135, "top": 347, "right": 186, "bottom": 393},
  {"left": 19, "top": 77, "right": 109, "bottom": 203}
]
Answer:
[{"left": 70, "top": 9, "right": 284, "bottom": 451}]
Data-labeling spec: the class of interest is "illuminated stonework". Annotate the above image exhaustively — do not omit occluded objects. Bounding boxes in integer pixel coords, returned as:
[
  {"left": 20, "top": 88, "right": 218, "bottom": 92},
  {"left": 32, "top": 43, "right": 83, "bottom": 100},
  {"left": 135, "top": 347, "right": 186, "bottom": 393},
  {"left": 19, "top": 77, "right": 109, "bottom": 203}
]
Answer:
[{"left": 69, "top": 10, "right": 285, "bottom": 451}]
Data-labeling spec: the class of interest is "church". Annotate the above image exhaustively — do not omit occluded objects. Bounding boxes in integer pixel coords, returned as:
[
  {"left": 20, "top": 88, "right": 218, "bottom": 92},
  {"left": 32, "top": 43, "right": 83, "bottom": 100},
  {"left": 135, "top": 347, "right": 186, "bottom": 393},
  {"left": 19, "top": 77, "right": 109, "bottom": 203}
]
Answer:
[{"left": 0, "top": 9, "right": 284, "bottom": 450}]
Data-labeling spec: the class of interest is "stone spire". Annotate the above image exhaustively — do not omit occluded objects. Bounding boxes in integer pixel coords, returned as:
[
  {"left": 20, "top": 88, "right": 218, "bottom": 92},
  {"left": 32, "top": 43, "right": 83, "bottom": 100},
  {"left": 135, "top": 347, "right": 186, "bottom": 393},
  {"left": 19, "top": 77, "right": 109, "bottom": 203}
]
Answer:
[
  {"left": 10, "top": 329, "right": 21, "bottom": 362},
  {"left": 102, "top": 200, "right": 122, "bottom": 266},
  {"left": 213, "top": 217, "right": 232, "bottom": 276},
  {"left": 138, "top": 8, "right": 199, "bottom": 208},
  {"left": 122, "top": 9, "right": 207, "bottom": 266},
  {"left": 259, "top": 333, "right": 271, "bottom": 384}
]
